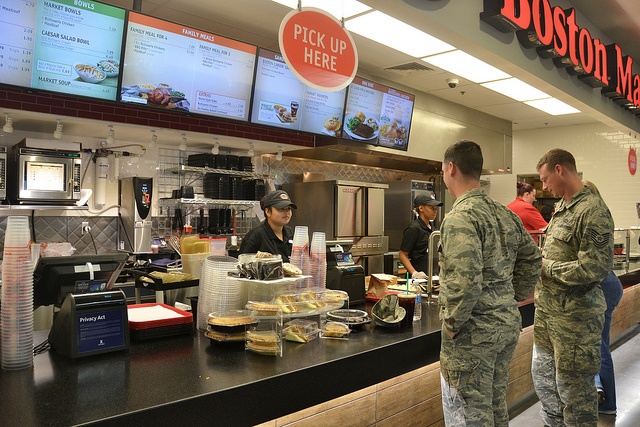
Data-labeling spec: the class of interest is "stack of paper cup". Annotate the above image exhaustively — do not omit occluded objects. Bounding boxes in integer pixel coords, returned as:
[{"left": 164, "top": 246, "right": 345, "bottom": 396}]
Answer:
[
  {"left": 290, "top": 226, "right": 310, "bottom": 288},
  {"left": 1, "top": 216, "right": 34, "bottom": 370},
  {"left": 310, "top": 232, "right": 327, "bottom": 288}
]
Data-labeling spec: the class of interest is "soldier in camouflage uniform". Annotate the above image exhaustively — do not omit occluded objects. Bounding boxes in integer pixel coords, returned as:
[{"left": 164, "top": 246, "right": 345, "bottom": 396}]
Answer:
[
  {"left": 439, "top": 140, "right": 542, "bottom": 427},
  {"left": 532, "top": 149, "right": 613, "bottom": 427}
]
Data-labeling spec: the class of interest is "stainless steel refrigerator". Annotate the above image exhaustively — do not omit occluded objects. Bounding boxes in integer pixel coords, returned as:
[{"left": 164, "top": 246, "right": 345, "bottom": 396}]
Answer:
[{"left": 283, "top": 180, "right": 388, "bottom": 275}]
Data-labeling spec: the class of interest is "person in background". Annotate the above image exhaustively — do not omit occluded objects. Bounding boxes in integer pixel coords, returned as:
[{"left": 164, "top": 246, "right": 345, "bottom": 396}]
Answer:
[
  {"left": 582, "top": 179, "right": 624, "bottom": 416},
  {"left": 532, "top": 150, "right": 613, "bottom": 426},
  {"left": 507, "top": 181, "right": 548, "bottom": 233},
  {"left": 540, "top": 205, "right": 554, "bottom": 223},
  {"left": 399, "top": 191, "right": 442, "bottom": 280},
  {"left": 438, "top": 140, "right": 542, "bottom": 426},
  {"left": 239, "top": 190, "right": 297, "bottom": 262}
]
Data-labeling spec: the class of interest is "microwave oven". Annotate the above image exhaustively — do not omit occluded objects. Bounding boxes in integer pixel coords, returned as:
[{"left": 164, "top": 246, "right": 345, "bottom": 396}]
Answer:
[{"left": 8, "top": 146, "right": 81, "bottom": 205}]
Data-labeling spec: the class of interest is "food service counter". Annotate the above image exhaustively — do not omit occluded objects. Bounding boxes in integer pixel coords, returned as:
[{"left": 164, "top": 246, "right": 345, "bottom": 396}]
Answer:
[
  {"left": 2, "top": 264, "right": 639, "bottom": 427},
  {"left": 0, "top": 302, "right": 445, "bottom": 427}
]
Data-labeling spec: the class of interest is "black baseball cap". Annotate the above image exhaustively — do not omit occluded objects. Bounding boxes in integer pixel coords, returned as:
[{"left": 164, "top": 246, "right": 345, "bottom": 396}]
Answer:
[
  {"left": 414, "top": 192, "right": 442, "bottom": 207},
  {"left": 260, "top": 190, "right": 297, "bottom": 210}
]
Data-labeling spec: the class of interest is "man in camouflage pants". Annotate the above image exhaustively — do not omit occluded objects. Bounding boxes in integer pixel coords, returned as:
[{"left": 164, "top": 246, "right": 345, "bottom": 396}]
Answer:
[
  {"left": 439, "top": 140, "right": 542, "bottom": 426},
  {"left": 532, "top": 149, "right": 613, "bottom": 426}
]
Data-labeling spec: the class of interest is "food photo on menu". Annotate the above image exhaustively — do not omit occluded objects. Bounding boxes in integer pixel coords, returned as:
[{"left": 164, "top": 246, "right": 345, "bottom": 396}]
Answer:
[
  {"left": 0, "top": 0, "right": 126, "bottom": 101},
  {"left": 341, "top": 77, "right": 414, "bottom": 150},
  {"left": 120, "top": 12, "right": 256, "bottom": 121},
  {"left": 250, "top": 48, "right": 346, "bottom": 137}
]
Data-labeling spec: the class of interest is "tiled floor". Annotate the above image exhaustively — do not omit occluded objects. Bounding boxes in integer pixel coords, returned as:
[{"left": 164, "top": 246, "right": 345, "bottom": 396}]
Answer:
[{"left": 510, "top": 324, "right": 640, "bottom": 426}]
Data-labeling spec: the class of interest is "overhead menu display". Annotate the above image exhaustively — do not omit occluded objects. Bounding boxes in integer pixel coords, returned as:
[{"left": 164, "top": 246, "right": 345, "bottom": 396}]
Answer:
[
  {"left": 341, "top": 77, "right": 415, "bottom": 151},
  {"left": 250, "top": 48, "right": 346, "bottom": 137},
  {"left": 0, "top": 0, "right": 125, "bottom": 100},
  {"left": 120, "top": 12, "right": 257, "bottom": 121}
]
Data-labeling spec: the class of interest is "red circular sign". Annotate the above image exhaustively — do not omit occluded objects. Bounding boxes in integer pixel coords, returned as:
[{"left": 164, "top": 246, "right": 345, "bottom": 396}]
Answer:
[
  {"left": 629, "top": 148, "right": 637, "bottom": 176},
  {"left": 279, "top": 8, "right": 358, "bottom": 92}
]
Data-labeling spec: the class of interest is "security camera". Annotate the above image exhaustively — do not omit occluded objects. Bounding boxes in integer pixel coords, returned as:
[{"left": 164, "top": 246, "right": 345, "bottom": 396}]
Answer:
[{"left": 446, "top": 78, "right": 459, "bottom": 88}]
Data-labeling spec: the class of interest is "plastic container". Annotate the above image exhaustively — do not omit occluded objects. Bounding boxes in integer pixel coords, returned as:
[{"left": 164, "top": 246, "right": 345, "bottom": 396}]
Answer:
[
  {"left": 181, "top": 252, "right": 210, "bottom": 279},
  {"left": 208, "top": 238, "right": 228, "bottom": 256},
  {"left": 283, "top": 319, "right": 320, "bottom": 343},
  {"left": 320, "top": 321, "right": 350, "bottom": 340}
]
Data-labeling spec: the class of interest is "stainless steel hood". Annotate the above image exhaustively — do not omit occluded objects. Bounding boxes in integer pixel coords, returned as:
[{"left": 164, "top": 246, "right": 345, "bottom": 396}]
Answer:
[{"left": 283, "top": 135, "right": 442, "bottom": 175}]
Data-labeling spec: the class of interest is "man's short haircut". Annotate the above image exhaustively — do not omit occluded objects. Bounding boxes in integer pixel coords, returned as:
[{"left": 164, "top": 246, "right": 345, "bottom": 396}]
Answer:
[
  {"left": 536, "top": 148, "right": 577, "bottom": 173},
  {"left": 443, "top": 140, "right": 483, "bottom": 181}
]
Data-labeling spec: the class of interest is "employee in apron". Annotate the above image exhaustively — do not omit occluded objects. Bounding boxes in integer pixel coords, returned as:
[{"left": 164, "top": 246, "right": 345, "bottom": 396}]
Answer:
[
  {"left": 399, "top": 192, "right": 443, "bottom": 279},
  {"left": 239, "top": 190, "right": 297, "bottom": 262}
]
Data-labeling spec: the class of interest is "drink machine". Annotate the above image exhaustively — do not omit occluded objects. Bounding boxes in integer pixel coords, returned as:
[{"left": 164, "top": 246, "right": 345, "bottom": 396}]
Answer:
[{"left": 119, "top": 177, "right": 153, "bottom": 253}]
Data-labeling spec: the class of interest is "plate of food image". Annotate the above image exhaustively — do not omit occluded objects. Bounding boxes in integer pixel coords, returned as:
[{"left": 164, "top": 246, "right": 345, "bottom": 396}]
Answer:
[{"left": 343, "top": 112, "right": 379, "bottom": 141}]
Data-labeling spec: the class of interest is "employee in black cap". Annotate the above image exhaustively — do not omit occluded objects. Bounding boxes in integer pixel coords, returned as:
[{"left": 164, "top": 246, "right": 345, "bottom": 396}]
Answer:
[
  {"left": 399, "top": 191, "right": 443, "bottom": 279},
  {"left": 239, "top": 190, "right": 297, "bottom": 262}
]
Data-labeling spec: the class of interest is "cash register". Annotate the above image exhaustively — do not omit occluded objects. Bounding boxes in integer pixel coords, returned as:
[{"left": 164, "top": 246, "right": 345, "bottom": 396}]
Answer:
[
  {"left": 33, "top": 253, "right": 130, "bottom": 358},
  {"left": 325, "top": 240, "right": 365, "bottom": 305}
]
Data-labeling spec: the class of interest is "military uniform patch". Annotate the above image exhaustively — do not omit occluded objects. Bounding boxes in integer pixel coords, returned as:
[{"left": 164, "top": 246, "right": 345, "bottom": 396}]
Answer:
[{"left": 588, "top": 229, "right": 611, "bottom": 249}]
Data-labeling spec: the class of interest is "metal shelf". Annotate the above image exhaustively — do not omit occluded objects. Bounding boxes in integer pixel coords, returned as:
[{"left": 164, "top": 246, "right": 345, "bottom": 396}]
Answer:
[
  {"left": 159, "top": 198, "right": 259, "bottom": 210},
  {"left": 0, "top": 204, "right": 89, "bottom": 211},
  {"left": 165, "top": 165, "right": 276, "bottom": 180}
]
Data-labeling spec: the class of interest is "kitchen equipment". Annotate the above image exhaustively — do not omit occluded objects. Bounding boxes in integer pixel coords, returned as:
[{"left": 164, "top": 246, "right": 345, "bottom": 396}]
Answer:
[
  {"left": 325, "top": 240, "right": 365, "bottom": 305},
  {"left": 7, "top": 140, "right": 81, "bottom": 205},
  {"left": 383, "top": 179, "right": 443, "bottom": 250},
  {"left": 119, "top": 177, "right": 153, "bottom": 253},
  {"left": 284, "top": 180, "right": 389, "bottom": 276}
]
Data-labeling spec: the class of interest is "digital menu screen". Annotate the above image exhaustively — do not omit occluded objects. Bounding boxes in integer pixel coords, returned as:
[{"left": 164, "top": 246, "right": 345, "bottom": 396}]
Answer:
[
  {"left": 120, "top": 12, "right": 257, "bottom": 121},
  {"left": 341, "top": 77, "right": 415, "bottom": 151},
  {"left": 250, "top": 48, "right": 346, "bottom": 137},
  {"left": 0, "top": 0, "right": 126, "bottom": 100}
]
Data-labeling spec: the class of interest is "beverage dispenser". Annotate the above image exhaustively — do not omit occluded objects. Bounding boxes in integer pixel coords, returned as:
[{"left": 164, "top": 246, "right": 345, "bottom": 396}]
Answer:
[{"left": 119, "top": 177, "right": 153, "bottom": 253}]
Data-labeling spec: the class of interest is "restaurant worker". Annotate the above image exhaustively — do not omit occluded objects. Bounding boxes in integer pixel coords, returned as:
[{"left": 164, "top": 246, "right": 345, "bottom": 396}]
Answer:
[
  {"left": 438, "top": 140, "right": 542, "bottom": 427},
  {"left": 507, "top": 181, "right": 548, "bottom": 233},
  {"left": 399, "top": 192, "right": 442, "bottom": 279},
  {"left": 239, "top": 190, "right": 297, "bottom": 262}
]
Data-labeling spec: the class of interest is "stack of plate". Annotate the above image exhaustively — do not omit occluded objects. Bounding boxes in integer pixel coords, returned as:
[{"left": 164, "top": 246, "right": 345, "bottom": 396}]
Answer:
[
  {"left": 197, "top": 256, "right": 241, "bottom": 331},
  {"left": 242, "top": 179, "right": 266, "bottom": 201},
  {"left": 203, "top": 174, "right": 231, "bottom": 199}
]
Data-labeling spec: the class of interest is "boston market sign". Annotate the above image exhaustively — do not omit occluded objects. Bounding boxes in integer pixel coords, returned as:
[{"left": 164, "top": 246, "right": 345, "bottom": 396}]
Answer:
[{"left": 481, "top": 0, "right": 640, "bottom": 112}]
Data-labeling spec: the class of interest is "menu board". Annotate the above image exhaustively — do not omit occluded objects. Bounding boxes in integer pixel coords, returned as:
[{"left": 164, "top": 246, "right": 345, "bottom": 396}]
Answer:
[
  {"left": 120, "top": 12, "right": 257, "bottom": 121},
  {"left": 0, "top": 0, "right": 125, "bottom": 100},
  {"left": 250, "top": 48, "right": 346, "bottom": 137},
  {"left": 341, "top": 77, "right": 415, "bottom": 151}
]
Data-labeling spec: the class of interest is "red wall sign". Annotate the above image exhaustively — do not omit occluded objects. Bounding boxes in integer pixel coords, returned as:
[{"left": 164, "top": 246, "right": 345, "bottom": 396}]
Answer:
[
  {"left": 278, "top": 8, "right": 358, "bottom": 92},
  {"left": 629, "top": 148, "right": 637, "bottom": 176}
]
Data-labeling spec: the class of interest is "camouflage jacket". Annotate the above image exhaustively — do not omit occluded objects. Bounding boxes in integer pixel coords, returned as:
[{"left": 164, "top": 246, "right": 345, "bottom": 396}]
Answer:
[
  {"left": 536, "top": 187, "right": 613, "bottom": 314},
  {"left": 439, "top": 188, "right": 542, "bottom": 335}
]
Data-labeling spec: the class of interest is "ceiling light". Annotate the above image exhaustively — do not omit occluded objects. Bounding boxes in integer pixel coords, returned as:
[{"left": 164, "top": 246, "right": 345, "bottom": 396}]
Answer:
[
  {"left": 179, "top": 134, "right": 187, "bottom": 152},
  {"left": 269, "top": 0, "right": 370, "bottom": 19},
  {"left": 106, "top": 125, "right": 115, "bottom": 145},
  {"left": 422, "top": 50, "right": 511, "bottom": 83},
  {"left": 346, "top": 11, "right": 454, "bottom": 58},
  {"left": 276, "top": 146, "right": 283, "bottom": 161},
  {"left": 247, "top": 142, "right": 254, "bottom": 157},
  {"left": 211, "top": 139, "right": 220, "bottom": 155},
  {"left": 53, "top": 119, "right": 63, "bottom": 139},
  {"left": 524, "top": 98, "right": 581, "bottom": 115},
  {"left": 481, "top": 78, "right": 550, "bottom": 101},
  {"left": 3, "top": 113, "right": 13, "bottom": 134}
]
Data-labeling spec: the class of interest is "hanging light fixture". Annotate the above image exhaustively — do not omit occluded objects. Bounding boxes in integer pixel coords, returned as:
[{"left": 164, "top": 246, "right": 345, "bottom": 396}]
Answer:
[
  {"left": 53, "top": 119, "right": 63, "bottom": 139},
  {"left": 275, "top": 145, "right": 283, "bottom": 161},
  {"left": 211, "top": 138, "right": 220, "bottom": 155},
  {"left": 247, "top": 142, "right": 254, "bottom": 157},
  {"left": 179, "top": 133, "right": 187, "bottom": 151},
  {"left": 105, "top": 125, "right": 115, "bottom": 145},
  {"left": 3, "top": 113, "right": 13, "bottom": 134}
]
